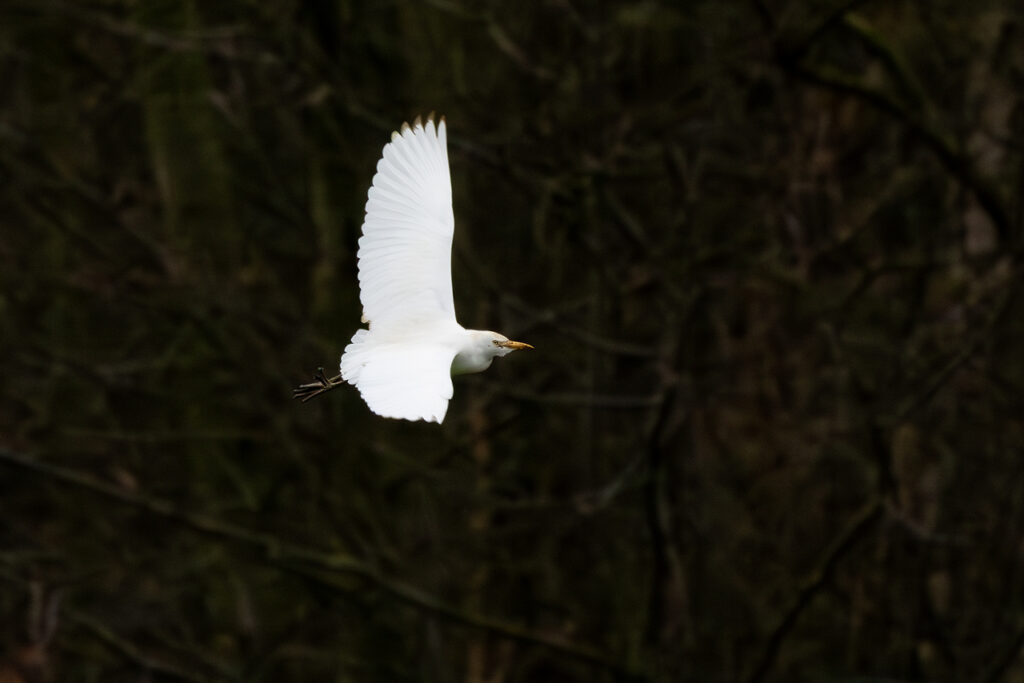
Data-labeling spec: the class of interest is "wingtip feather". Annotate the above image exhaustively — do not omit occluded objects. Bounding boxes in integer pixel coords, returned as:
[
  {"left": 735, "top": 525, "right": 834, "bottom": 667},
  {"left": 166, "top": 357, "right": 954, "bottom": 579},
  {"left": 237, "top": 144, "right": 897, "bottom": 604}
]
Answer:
[{"left": 390, "top": 113, "right": 445, "bottom": 141}]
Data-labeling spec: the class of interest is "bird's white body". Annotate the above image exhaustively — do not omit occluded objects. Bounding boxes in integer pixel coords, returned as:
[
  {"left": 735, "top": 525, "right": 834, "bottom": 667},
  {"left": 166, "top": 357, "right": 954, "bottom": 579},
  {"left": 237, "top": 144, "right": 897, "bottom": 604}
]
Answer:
[{"left": 337, "top": 116, "right": 529, "bottom": 424}]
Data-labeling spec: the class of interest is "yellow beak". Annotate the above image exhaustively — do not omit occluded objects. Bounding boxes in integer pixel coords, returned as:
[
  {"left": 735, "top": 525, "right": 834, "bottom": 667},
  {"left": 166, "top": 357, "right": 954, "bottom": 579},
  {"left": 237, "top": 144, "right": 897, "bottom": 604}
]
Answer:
[{"left": 498, "top": 340, "right": 534, "bottom": 350}]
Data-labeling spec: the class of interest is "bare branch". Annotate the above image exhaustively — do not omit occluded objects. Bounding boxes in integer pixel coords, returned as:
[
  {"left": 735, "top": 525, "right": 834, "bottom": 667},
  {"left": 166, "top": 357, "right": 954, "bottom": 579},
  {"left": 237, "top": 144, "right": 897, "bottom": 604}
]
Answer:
[
  {"left": 777, "top": 19, "right": 1013, "bottom": 243},
  {"left": 747, "top": 497, "right": 884, "bottom": 683},
  {"left": 0, "top": 448, "right": 645, "bottom": 681}
]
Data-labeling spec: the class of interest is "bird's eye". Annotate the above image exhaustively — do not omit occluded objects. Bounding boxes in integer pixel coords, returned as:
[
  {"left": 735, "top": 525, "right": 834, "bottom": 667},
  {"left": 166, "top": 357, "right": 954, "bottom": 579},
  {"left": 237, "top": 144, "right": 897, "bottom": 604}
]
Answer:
[{"left": 492, "top": 340, "right": 501, "bottom": 346}]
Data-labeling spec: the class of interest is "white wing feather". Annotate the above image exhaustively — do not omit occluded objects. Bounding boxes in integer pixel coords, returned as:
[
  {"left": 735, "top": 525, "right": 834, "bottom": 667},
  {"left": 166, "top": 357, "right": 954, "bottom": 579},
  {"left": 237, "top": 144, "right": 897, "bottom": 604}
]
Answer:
[
  {"left": 340, "top": 117, "right": 460, "bottom": 423},
  {"left": 358, "top": 117, "right": 455, "bottom": 329}
]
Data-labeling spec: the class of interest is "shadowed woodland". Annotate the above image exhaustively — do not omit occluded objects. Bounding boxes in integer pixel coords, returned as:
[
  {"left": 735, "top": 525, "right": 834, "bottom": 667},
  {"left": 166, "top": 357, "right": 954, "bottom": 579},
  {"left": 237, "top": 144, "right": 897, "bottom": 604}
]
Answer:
[{"left": 2, "top": 1, "right": 1024, "bottom": 681}]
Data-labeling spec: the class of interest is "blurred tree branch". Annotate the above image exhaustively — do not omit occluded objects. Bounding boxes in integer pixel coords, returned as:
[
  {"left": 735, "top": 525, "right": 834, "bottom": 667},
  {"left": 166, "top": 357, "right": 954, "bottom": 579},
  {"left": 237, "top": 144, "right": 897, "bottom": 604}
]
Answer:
[
  {"left": 747, "top": 496, "right": 884, "bottom": 683},
  {"left": 786, "top": 61, "right": 1012, "bottom": 242},
  {"left": 0, "top": 448, "right": 645, "bottom": 681},
  {"left": 69, "top": 612, "right": 230, "bottom": 683},
  {"left": 770, "top": 7, "right": 1014, "bottom": 244}
]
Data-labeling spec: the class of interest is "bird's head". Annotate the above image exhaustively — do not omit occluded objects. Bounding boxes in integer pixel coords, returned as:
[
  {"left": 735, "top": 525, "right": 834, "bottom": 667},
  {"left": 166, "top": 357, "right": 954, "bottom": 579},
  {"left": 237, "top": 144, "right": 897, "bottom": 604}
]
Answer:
[{"left": 485, "top": 331, "right": 534, "bottom": 357}]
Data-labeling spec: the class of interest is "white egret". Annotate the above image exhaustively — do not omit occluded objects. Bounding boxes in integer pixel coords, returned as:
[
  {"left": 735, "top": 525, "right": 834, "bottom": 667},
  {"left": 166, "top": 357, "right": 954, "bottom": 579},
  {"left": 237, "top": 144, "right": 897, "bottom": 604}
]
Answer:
[{"left": 295, "top": 115, "right": 532, "bottom": 423}]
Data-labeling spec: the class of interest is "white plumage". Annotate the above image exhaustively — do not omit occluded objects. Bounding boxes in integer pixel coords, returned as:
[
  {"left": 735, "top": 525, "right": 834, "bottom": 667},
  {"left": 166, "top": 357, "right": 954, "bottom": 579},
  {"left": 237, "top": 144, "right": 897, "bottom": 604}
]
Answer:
[
  {"left": 358, "top": 117, "right": 456, "bottom": 329},
  {"left": 295, "top": 115, "right": 532, "bottom": 423}
]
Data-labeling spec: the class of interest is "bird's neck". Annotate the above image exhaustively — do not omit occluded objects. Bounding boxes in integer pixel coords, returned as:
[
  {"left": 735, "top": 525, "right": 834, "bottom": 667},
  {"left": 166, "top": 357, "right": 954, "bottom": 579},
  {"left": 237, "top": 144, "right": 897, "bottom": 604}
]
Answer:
[{"left": 451, "top": 330, "right": 497, "bottom": 376}]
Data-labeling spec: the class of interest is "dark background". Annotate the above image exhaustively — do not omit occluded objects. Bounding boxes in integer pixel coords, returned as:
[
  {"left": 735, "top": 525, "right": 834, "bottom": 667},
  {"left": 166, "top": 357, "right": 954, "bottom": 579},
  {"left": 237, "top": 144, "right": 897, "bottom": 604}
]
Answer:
[{"left": 1, "top": 1, "right": 1023, "bottom": 681}]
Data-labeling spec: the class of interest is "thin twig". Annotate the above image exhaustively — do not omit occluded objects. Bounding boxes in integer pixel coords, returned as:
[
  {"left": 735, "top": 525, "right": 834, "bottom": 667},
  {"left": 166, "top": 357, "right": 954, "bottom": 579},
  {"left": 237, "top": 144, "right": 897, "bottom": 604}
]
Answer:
[
  {"left": 68, "top": 612, "right": 228, "bottom": 683},
  {"left": 780, "top": 0, "right": 875, "bottom": 61},
  {"left": 891, "top": 283, "right": 1015, "bottom": 423},
  {"left": 746, "top": 497, "right": 883, "bottom": 683},
  {"left": 982, "top": 621, "right": 1024, "bottom": 683}
]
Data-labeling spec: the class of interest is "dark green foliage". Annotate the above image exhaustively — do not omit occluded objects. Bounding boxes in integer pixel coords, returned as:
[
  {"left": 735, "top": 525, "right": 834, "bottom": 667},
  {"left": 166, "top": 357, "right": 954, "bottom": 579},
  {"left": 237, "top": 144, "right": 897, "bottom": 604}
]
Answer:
[{"left": 1, "top": 1, "right": 1022, "bottom": 681}]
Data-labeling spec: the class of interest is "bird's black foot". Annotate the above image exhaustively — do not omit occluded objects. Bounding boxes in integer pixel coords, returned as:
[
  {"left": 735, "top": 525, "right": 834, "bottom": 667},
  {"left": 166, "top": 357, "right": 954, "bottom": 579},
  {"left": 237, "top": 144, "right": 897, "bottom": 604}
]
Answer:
[{"left": 293, "top": 367, "right": 343, "bottom": 403}]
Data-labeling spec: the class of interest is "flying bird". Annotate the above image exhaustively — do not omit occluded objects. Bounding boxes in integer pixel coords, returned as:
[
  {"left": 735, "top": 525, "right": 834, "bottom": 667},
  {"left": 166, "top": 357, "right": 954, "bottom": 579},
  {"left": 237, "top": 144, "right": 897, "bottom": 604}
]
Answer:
[{"left": 294, "top": 115, "right": 532, "bottom": 423}]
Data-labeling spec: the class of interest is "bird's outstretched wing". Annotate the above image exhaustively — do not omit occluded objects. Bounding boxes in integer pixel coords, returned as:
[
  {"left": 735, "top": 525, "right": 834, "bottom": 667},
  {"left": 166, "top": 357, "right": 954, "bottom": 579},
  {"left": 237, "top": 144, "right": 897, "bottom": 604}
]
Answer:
[
  {"left": 358, "top": 116, "right": 455, "bottom": 331},
  {"left": 341, "top": 331, "right": 455, "bottom": 423}
]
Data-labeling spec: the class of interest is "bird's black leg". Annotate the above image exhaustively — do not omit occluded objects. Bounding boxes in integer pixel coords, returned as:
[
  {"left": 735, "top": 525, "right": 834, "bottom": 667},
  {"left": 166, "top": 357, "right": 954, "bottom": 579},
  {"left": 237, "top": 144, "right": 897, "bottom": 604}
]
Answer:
[{"left": 293, "top": 366, "right": 344, "bottom": 403}]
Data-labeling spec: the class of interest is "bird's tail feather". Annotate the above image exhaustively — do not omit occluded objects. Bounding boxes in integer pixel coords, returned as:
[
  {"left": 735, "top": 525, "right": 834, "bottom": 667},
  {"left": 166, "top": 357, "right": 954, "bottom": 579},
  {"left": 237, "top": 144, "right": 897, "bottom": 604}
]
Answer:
[{"left": 340, "top": 329, "right": 373, "bottom": 385}]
